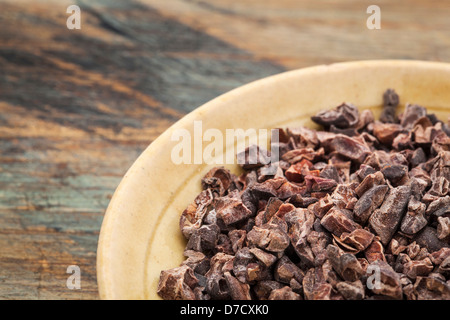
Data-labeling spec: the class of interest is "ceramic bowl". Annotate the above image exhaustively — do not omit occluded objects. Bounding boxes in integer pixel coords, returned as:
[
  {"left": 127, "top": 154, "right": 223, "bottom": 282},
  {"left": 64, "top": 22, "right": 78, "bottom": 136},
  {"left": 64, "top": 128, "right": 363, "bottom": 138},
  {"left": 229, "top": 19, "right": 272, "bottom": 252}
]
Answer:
[{"left": 97, "top": 60, "right": 450, "bottom": 299}]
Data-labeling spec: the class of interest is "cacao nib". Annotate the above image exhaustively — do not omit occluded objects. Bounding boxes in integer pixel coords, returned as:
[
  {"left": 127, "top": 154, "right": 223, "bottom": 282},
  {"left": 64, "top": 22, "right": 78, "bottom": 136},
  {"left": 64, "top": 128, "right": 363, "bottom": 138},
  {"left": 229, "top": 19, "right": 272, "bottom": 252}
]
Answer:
[
  {"left": 311, "top": 103, "right": 360, "bottom": 129},
  {"left": 320, "top": 206, "right": 361, "bottom": 237},
  {"left": 354, "top": 184, "right": 389, "bottom": 224},
  {"left": 157, "top": 265, "right": 200, "bottom": 300},
  {"left": 215, "top": 191, "right": 253, "bottom": 226},
  {"left": 327, "top": 134, "right": 371, "bottom": 163},
  {"left": 336, "top": 280, "right": 365, "bottom": 300},
  {"left": 253, "top": 280, "right": 284, "bottom": 300},
  {"left": 413, "top": 227, "right": 450, "bottom": 252},
  {"left": 400, "top": 196, "right": 428, "bottom": 236},
  {"left": 369, "top": 185, "right": 411, "bottom": 245},
  {"left": 380, "top": 89, "right": 399, "bottom": 123},
  {"left": 268, "top": 286, "right": 303, "bottom": 300},
  {"left": 401, "top": 104, "right": 427, "bottom": 129},
  {"left": 367, "top": 260, "right": 403, "bottom": 299},
  {"left": 237, "top": 145, "right": 271, "bottom": 170}
]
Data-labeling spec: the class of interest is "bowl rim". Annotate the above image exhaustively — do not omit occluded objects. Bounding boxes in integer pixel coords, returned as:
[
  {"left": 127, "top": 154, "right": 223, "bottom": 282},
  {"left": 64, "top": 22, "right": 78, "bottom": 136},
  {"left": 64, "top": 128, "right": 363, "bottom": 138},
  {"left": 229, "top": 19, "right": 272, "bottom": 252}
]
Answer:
[{"left": 96, "top": 59, "right": 450, "bottom": 299}]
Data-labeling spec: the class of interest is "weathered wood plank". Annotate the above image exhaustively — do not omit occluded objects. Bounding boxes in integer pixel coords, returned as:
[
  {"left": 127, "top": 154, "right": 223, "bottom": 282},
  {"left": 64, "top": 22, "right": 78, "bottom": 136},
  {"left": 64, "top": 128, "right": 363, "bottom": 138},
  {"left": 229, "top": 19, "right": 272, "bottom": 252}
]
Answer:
[{"left": 143, "top": 0, "right": 450, "bottom": 69}]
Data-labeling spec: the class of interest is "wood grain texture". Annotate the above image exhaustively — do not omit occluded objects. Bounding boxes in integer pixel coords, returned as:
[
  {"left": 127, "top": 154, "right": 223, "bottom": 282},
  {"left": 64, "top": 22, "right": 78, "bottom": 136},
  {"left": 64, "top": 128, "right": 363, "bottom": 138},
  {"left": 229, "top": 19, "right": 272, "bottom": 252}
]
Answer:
[{"left": 0, "top": 0, "right": 449, "bottom": 299}]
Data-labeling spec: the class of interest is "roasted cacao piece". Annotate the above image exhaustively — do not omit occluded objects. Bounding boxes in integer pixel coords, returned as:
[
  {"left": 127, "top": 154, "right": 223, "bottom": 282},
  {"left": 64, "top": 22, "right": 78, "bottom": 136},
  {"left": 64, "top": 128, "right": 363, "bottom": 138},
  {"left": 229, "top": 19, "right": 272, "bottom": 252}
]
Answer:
[
  {"left": 383, "top": 88, "right": 400, "bottom": 107},
  {"left": 413, "top": 276, "right": 450, "bottom": 300},
  {"left": 331, "top": 184, "right": 358, "bottom": 210},
  {"left": 338, "top": 228, "right": 375, "bottom": 252},
  {"left": 320, "top": 164, "right": 341, "bottom": 183},
  {"left": 182, "top": 250, "right": 210, "bottom": 276},
  {"left": 249, "top": 247, "right": 277, "bottom": 268},
  {"left": 255, "top": 197, "right": 284, "bottom": 225},
  {"left": 287, "top": 126, "right": 319, "bottom": 148},
  {"left": 215, "top": 191, "right": 253, "bottom": 226},
  {"left": 253, "top": 280, "right": 284, "bottom": 300},
  {"left": 232, "top": 247, "right": 254, "bottom": 283},
  {"left": 354, "top": 185, "right": 389, "bottom": 224},
  {"left": 438, "top": 256, "right": 450, "bottom": 276},
  {"left": 413, "top": 227, "right": 450, "bottom": 252},
  {"left": 354, "top": 171, "right": 385, "bottom": 197},
  {"left": 373, "top": 122, "right": 404, "bottom": 145},
  {"left": 381, "top": 164, "right": 408, "bottom": 185},
  {"left": 157, "top": 265, "right": 200, "bottom": 300},
  {"left": 394, "top": 253, "right": 411, "bottom": 273},
  {"left": 426, "top": 196, "right": 450, "bottom": 217},
  {"left": 357, "top": 109, "right": 375, "bottom": 130},
  {"left": 224, "top": 272, "right": 252, "bottom": 300},
  {"left": 308, "top": 230, "right": 331, "bottom": 265},
  {"left": 366, "top": 260, "right": 403, "bottom": 299},
  {"left": 268, "top": 286, "right": 302, "bottom": 300},
  {"left": 237, "top": 145, "right": 271, "bottom": 170},
  {"left": 365, "top": 239, "right": 386, "bottom": 263},
  {"left": 180, "top": 189, "right": 213, "bottom": 238},
  {"left": 336, "top": 280, "right": 365, "bottom": 300},
  {"left": 287, "top": 194, "right": 318, "bottom": 208},
  {"left": 247, "top": 223, "right": 290, "bottom": 253},
  {"left": 437, "top": 216, "right": 450, "bottom": 241},
  {"left": 393, "top": 133, "right": 413, "bottom": 150},
  {"left": 311, "top": 103, "right": 360, "bottom": 129},
  {"left": 186, "top": 224, "right": 220, "bottom": 252},
  {"left": 250, "top": 177, "right": 307, "bottom": 200},
  {"left": 388, "top": 234, "right": 409, "bottom": 255},
  {"left": 302, "top": 268, "right": 333, "bottom": 300},
  {"left": 429, "top": 247, "right": 450, "bottom": 265},
  {"left": 369, "top": 185, "right": 411, "bottom": 245},
  {"left": 327, "top": 244, "right": 364, "bottom": 282},
  {"left": 282, "top": 147, "right": 323, "bottom": 164},
  {"left": 402, "top": 258, "right": 434, "bottom": 280},
  {"left": 410, "top": 148, "right": 427, "bottom": 168},
  {"left": 401, "top": 104, "right": 427, "bottom": 129},
  {"left": 327, "top": 134, "right": 371, "bottom": 163},
  {"left": 400, "top": 196, "right": 428, "bottom": 236},
  {"left": 228, "top": 229, "right": 247, "bottom": 253},
  {"left": 309, "top": 194, "right": 334, "bottom": 219},
  {"left": 406, "top": 241, "right": 421, "bottom": 259},
  {"left": 380, "top": 89, "right": 399, "bottom": 123},
  {"left": 304, "top": 175, "right": 337, "bottom": 192},
  {"left": 201, "top": 167, "right": 234, "bottom": 197},
  {"left": 274, "top": 255, "right": 304, "bottom": 284},
  {"left": 321, "top": 207, "right": 361, "bottom": 237},
  {"left": 205, "top": 272, "right": 230, "bottom": 300}
]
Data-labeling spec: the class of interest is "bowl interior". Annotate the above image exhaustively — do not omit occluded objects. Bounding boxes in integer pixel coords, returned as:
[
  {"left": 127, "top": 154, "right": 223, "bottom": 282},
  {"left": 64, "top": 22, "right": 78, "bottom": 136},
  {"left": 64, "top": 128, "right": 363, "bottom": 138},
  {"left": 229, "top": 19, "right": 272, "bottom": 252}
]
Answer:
[{"left": 97, "top": 60, "right": 450, "bottom": 299}]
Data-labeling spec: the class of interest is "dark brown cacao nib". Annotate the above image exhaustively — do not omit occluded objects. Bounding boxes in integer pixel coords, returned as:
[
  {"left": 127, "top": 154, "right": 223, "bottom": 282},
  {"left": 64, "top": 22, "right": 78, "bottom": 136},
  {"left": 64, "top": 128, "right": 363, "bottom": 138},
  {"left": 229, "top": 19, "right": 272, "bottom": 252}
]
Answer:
[
  {"left": 311, "top": 103, "right": 359, "bottom": 129},
  {"left": 367, "top": 260, "right": 403, "bottom": 299},
  {"left": 268, "top": 286, "right": 303, "bottom": 300},
  {"left": 327, "top": 134, "right": 371, "bottom": 163},
  {"left": 157, "top": 265, "right": 200, "bottom": 300},
  {"left": 353, "top": 184, "right": 389, "bottom": 224},
  {"left": 401, "top": 104, "right": 427, "bottom": 129},
  {"left": 237, "top": 145, "right": 271, "bottom": 170},
  {"left": 320, "top": 206, "right": 361, "bottom": 237},
  {"left": 379, "top": 89, "right": 399, "bottom": 123},
  {"left": 369, "top": 185, "right": 411, "bottom": 245},
  {"left": 215, "top": 191, "right": 253, "bottom": 225},
  {"left": 413, "top": 227, "right": 450, "bottom": 252}
]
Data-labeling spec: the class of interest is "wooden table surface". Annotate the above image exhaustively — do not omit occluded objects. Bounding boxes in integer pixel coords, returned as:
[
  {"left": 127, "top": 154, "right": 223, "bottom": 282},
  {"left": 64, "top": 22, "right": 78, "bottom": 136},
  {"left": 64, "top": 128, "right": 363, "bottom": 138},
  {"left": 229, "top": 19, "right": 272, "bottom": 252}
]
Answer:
[{"left": 1, "top": 0, "right": 450, "bottom": 299}]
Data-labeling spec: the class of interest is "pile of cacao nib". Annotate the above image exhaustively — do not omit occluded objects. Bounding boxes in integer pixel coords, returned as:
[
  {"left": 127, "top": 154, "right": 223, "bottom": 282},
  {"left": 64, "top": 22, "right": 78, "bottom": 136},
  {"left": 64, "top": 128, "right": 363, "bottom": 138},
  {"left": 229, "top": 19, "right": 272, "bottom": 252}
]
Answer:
[{"left": 157, "top": 89, "right": 450, "bottom": 300}]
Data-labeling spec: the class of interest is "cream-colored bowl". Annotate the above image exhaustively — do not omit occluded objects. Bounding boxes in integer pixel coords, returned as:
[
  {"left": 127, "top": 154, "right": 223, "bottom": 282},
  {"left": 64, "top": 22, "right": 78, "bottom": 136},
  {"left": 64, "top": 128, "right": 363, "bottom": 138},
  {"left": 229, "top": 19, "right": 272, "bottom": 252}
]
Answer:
[{"left": 97, "top": 60, "right": 450, "bottom": 300}]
